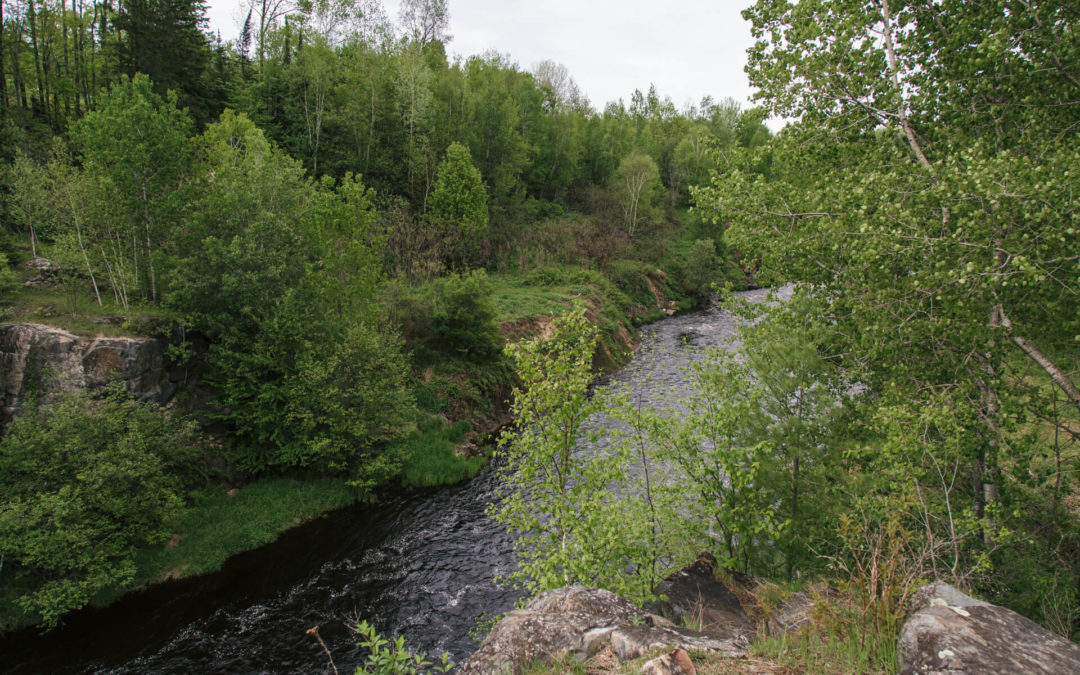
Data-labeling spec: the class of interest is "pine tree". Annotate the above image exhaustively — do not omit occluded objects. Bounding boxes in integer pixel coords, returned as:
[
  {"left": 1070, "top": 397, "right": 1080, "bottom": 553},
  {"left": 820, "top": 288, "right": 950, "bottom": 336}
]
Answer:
[{"left": 113, "top": 0, "right": 218, "bottom": 123}]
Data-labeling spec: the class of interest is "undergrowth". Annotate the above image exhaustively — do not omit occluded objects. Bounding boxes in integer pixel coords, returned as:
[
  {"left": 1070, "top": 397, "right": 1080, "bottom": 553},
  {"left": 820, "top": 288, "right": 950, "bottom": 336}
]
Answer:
[{"left": 399, "top": 419, "right": 485, "bottom": 487}]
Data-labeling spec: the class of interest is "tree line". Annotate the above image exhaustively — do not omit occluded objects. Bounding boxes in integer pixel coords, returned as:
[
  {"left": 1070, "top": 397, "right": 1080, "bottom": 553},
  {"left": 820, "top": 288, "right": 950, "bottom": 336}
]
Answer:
[{"left": 0, "top": 0, "right": 771, "bottom": 629}]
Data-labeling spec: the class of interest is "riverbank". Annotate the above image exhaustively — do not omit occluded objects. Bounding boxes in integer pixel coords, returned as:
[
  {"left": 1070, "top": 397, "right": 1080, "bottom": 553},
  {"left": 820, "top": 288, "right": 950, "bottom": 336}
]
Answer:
[
  {"left": 0, "top": 238, "right": 747, "bottom": 633},
  {"left": 1, "top": 287, "right": 757, "bottom": 672}
]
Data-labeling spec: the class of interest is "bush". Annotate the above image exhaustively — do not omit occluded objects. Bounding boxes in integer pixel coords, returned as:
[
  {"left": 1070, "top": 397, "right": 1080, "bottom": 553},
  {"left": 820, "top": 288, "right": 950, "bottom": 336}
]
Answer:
[
  {"left": 350, "top": 619, "right": 453, "bottom": 674},
  {"left": 393, "top": 271, "right": 504, "bottom": 364},
  {"left": 220, "top": 293, "right": 416, "bottom": 481},
  {"left": 604, "top": 259, "right": 658, "bottom": 308},
  {"left": 0, "top": 385, "right": 199, "bottom": 628},
  {"left": 682, "top": 238, "right": 721, "bottom": 298},
  {"left": 400, "top": 420, "right": 485, "bottom": 487},
  {"left": 429, "top": 270, "right": 502, "bottom": 361}
]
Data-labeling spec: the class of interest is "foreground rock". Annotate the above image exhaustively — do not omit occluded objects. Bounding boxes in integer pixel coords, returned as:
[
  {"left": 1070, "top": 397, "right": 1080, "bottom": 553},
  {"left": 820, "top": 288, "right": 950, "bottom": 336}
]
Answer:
[
  {"left": 461, "top": 586, "right": 748, "bottom": 674},
  {"left": 899, "top": 582, "right": 1080, "bottom": 674},
  {"left": 640, "top": 648, "right": 696, "bottom": 675},
  {"left": 648, "top": 552, "right": 754, "bottom": 639},
  {"left": 0, "top": 322, "right": 179, "bottom": 425}
]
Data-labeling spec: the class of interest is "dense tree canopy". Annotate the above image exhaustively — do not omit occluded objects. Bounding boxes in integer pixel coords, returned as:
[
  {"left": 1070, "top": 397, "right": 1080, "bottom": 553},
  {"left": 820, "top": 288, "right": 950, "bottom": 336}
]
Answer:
[{"left": 693, "top": 0, "right": 1080, "bottom": 632}]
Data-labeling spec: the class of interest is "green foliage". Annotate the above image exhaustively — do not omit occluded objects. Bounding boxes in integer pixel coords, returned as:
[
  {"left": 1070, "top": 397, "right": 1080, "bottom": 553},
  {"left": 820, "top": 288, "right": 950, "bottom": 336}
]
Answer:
[
  {"left": 492, "top": 306, "right": 685, "bottom": 602},
  {"left": 692, "top": 0, "right": 1080, "bottom": 631},
  {"left": 388, "top": 270, "right": 505, "bottom": 364},
  {"left": 681, "top": 238, "right": 720, "bottom": 299},
  {"left": 4, "top": 150, "right": 60, "bottom": 257},
  {"left": 492, "top": 306, "right": 614, "bottom": 593},
  {"left": 602, "top": 259, "right": 656, "bottom": 306},
  {"left": 71, "top": 73, "right": 193, "bottom": 302},
  {"left": 751, "top": 591, "right": 898, "bottom": 675},
  {"left": 113, "top": 0, "right": 218, "bottom": 124},
  {"left": 167, "top": 110, "right": 415, "bottom": 478},
  {"left": 427, "top": 142, "right": 489, "bottom": 267},
  {"left": 0, "top": 385, "right": 199, "bottom": 628},
  {"left": 207, "top": 282, "right": 415, "bottom": 479},
  {"left": 612, "top": 152, "right": 662, "bottom": 237},
  {"left": 648, "top": 352, "right": 786, "bottom": 575},
  {"left": 429, "top": 270, "right": 503, "bottom": 361},
  {"left": 0, "top": 252, "right": 16, "bottom": 303},
  {"left": 352, "top": 619, "right": 453, "bottom": 674},
  {"left": 399, "top": 420, "right": 485, "bottom": 488}
]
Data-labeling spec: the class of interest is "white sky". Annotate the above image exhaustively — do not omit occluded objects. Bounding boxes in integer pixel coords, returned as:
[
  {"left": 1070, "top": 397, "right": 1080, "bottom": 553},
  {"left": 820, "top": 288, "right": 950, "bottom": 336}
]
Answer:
[{"left": 203, "top": 0, "right": 762, "bottom": 114}]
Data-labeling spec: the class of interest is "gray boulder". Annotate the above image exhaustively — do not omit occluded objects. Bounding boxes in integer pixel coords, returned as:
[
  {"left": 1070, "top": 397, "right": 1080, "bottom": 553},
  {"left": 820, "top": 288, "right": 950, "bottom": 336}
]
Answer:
[
  {"left": 899, "top": 582, "right": 1080, "bottom": 674},
  {"left": 461, "top": 584, "right": 749, "bottom": 674}
]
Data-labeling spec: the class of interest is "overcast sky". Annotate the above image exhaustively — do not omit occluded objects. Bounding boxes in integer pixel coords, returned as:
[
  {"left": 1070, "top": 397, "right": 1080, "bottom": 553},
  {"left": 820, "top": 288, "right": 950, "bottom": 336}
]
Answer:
[{"left": 203, "top": 0, "right": 761, "bottom": 113}]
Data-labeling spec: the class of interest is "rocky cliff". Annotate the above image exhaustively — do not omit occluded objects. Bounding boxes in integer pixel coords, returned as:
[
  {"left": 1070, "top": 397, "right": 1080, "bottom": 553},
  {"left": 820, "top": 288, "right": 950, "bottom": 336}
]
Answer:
[{"left": 0, "top": 322, "right": 181, "bottom": 425}]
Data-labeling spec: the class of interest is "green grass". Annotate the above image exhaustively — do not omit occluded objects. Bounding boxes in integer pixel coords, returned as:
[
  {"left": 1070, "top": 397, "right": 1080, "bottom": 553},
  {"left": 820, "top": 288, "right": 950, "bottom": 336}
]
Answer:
[
  {"left": 399, "top": 419, "right": 486, "bottom": 487},
  {"left": 490, "top": 282, "right": 575, "bottom": 324},
  {"left": 749, "top": 593, "right": 897, "bottom": 675},
  {"left": 3, "top": 277, "right": 179, "bottom": 338},
  {"left": 132, "top": 477, "right": 360, "bottom": 585}
]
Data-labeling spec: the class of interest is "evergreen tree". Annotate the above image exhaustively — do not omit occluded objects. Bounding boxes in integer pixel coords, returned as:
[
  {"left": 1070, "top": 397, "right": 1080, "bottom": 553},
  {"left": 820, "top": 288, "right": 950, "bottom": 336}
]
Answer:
[
  {"left": 113, "top": 0, "right": 220, "bottom": 123},
  {"left": 427, "top": 141, "right": 488, "bottom": 266}
]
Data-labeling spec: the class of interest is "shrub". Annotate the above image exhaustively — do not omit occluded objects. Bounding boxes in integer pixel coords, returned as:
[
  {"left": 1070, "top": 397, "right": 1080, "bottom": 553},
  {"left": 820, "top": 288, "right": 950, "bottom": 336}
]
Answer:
[
  {"left": 350, "top": 620, "right": 454, "bottom": 674},
  {"left": 0, "top": 385, "right": 199, "bottom": 628},
  {"left": 400, "top": 420, "right": 484, "bottom": 487},
  {"left": 429, "top": 270, "right": 502, "bottom": 361},
  {"left": 682, "top": 238, "right": 721, "bottom": 298}
]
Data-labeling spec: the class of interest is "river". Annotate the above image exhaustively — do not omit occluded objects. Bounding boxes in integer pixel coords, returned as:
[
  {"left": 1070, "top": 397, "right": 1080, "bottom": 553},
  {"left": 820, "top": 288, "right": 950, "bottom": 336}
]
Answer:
[{"left": 1, "top": 287, "right": 778, "bottom": 674}]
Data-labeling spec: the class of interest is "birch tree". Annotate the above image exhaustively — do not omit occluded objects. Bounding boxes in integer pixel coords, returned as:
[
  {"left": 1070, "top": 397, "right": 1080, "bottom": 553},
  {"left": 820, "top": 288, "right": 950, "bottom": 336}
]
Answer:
[{"left": 613, "top": 152, "right": 660, "bottom": 237}]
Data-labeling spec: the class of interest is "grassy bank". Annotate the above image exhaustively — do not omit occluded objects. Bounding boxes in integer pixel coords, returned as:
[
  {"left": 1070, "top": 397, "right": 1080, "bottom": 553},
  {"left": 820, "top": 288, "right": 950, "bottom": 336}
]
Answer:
[
  {"left": 0, "top": 213, "right": 749, "bottom": 632},
  {"left": 0, "top": 476, "right": 362, "bottom": 631},
  {"left": 131, "top": 477, "right": 361, "bottom": 586}
]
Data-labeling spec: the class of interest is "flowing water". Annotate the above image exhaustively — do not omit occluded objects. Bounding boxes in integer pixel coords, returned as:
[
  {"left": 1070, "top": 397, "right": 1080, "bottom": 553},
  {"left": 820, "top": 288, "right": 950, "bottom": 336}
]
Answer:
[{"left": 1, "top": 288, "right": 780, "bottom": 674}]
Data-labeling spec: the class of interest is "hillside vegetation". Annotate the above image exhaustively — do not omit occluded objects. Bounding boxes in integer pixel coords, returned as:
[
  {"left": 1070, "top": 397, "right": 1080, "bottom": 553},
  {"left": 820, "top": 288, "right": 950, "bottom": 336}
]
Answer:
[{"left": 0, "top": 0, "right": 751, "bottom": 629}]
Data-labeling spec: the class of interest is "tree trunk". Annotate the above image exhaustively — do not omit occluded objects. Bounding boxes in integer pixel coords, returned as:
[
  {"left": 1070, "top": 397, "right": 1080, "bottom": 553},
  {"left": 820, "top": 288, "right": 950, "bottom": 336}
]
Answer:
[
  {"left": 61, "top": 0, "right": 71, "bottom": 117},
  {"left": 0, "top": 0, "right": 7, "bottom": 123},
  {"left": 997, "top": 305, "right": 1080, "bottom": 415},
  {"left": 141, "top": 185, "right": 157, "bottom": 301},
  {"left": 28, "top": 0, "right": 47, "bottom": 121},
  {"left": 68, "top": 191, "right": 102, "bottom": 306},
  {"left": 73, "top": 0, "right": 84, "bottom": 116},
  {"left": 879, "top": 0, "right": 932, "bottom": 171}
]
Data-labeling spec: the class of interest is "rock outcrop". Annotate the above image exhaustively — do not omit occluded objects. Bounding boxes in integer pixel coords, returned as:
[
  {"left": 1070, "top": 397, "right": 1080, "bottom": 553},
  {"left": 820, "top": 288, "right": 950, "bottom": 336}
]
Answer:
[
  {"left": 0, "top": 322, "right": 179, "bottom": 425},
  {"left": 462, "top": 564, "right": 751, "bottom": 674},
  {"left": 648, "top": 552, "right": 754, "bottom": 639},
  {"left": 899, "top": 582, "right": 1080, "bottom": 674},
  {"left": 463, "top": 567, "right": 1080, "bottom": 674},
  {"left": 22, "top": 257, "right": 59, "bottom": 287}
]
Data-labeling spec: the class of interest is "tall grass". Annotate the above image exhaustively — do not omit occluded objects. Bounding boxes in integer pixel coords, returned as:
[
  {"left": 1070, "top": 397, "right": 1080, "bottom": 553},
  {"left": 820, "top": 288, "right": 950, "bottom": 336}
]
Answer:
[{"left": 400, "top": 420, "right": 486, "bottom": 488}]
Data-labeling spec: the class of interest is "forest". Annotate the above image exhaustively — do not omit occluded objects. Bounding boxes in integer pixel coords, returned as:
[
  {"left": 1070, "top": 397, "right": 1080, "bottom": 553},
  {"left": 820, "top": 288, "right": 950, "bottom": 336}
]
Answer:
[
  {"left": 0, "top": 0, "right": 1078, "bottom": 671},
  {"left": 0, "top": 0, "right": 763, "bottom": 632}
]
